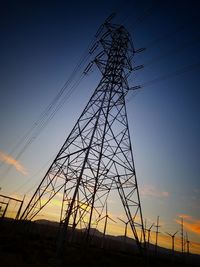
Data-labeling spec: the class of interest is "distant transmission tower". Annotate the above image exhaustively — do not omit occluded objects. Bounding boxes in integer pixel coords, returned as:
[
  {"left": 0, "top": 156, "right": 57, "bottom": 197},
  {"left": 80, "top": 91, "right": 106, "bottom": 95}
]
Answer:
[{"left": 21, "top": 16, "right": 145, "bottom": 252}]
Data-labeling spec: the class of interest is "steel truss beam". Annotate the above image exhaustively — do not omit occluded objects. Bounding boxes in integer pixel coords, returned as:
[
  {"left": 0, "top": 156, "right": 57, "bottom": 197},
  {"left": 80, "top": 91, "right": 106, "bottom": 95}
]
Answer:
[{"left": 21, "top": 22, "right": 146, "bottom": 253}]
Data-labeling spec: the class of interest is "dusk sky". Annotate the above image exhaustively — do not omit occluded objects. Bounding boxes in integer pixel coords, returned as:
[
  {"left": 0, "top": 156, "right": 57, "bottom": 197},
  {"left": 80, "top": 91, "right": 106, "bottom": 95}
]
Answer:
[{"left": 0, "top": 0, "right": 200, "bottom": 254}]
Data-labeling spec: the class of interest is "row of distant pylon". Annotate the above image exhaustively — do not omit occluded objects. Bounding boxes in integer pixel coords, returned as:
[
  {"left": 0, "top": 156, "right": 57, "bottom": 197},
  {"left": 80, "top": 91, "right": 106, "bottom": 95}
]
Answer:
[
  {"left": 0, "top": 192, "right": 191, "bottom": 256},
  {"left": 97, "top": 208, "right": 190, "bottom": 256}
]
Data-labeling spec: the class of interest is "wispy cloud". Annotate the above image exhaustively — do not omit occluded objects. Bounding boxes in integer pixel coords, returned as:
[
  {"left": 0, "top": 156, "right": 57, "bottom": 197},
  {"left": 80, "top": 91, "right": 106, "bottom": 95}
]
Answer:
[
  {"left": 141, "top": 185, "right": 169, "bottom": 198},
  {"left": 176, "top": 214, "right": 200, "bottom": 236},
  {"left": 0, "top": 150, "right": 27, "bottom": 175}
]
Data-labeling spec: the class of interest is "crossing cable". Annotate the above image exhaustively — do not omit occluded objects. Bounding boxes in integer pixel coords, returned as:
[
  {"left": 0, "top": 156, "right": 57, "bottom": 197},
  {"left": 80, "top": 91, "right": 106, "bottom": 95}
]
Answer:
[
  {"left": 10, "top": 153, "right": 57, "bottom": 196},
  {"left": 3, "top": 73, "right": 86, "bottom": 191},
  {"left": 0, "top": 38, "right": 96, "bottom": 177},
  {"left": 117, "top": 0, "right": 142, "bottom": 25},
  {"left": 2, "top": 3, "right": 193, "bottom": 169},
  {"left": 142, "top": 61, "right": 200, "bottom": 87},
  {"left": 128, "top": 33, "right": 200, "bottom": 83},
  {"left": 143, "top": 36, "right": 200, "bottom": 68},
  {"left": 0, "top": 13, "right": 116, "bottom": 179},
  {"left": 6, "top": 52, "right": 91, "bottom": 157},
  {"left": 146, "top": 23, "right": 195, "bottom": 50},
  {"left": 0, "top": 74, "right": 85, "bottom": 181},
  {"left": 128, "top": 35, "right": 200, "bottom": 82},
  {"left": 126, "top": 0, "right": 163, "bottom": 32},
  {"left": 3, "top": 8, "right": 197, "bottom": 183},
  {"left": 1, "top": 12, "right": 119, "bottom": 175},
  {"left": 127, "top": 61, "right": 200, "bottom": 103},
  {"left": 136, "top": 10, "right": 199, "bottom": 53}
]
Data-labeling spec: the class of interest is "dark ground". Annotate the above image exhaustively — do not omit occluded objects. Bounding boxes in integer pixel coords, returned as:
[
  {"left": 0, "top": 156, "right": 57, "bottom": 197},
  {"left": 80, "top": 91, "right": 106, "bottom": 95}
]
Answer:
[{"left": 0, "top": 219, "right": 199, "bottom": 267}]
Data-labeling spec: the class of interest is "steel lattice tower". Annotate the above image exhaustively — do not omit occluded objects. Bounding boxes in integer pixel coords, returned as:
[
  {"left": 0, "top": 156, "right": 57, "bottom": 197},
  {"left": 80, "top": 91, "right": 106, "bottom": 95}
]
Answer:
[{"left": 21, "top": 19, "right": 146, "bottom": 252}]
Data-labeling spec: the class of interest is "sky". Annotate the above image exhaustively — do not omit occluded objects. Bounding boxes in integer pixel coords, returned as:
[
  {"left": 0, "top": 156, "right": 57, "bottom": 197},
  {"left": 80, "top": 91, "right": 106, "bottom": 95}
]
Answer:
[{"left": 0, "top": 0, "right": 200, "bottom": 254}]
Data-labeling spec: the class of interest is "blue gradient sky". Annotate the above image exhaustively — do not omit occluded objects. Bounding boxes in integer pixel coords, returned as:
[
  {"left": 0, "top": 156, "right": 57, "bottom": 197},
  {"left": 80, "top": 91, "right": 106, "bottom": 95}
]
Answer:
[{"left": 0, "top": 0, "right": 200, "bottom": 250}]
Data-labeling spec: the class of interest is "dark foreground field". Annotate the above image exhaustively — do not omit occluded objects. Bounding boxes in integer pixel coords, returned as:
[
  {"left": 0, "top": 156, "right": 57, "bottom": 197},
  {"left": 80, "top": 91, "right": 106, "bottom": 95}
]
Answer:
[{"left": 0, "top": 219, "right": 199, "bottom": 267}]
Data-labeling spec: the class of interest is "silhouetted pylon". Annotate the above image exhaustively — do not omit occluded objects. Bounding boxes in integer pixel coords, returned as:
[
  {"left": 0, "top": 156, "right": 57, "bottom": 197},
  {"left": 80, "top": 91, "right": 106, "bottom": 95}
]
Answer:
[
  {"left": 180, "top": 217, "right": 184, "bottom": 255},
  {"left": 166, "top": 230, "right": 178, "bottom": 255},
  {"left": 146, "top": 223, "right": 154, "bottom": 248},
  {"left": 118, "top": 216, "right": 132, "bottom": 249},
  {"left": 20, "top": 17, "right": 146, "bottom": 254},
  {"left": 97, "top": 203, "right": 116, "bottom": 248},
  {"left": 155, "top": 216, "right": 160, "bottom": 255},
  {"left": 185, "top": 232, "right": 190, "bottom": 255}
]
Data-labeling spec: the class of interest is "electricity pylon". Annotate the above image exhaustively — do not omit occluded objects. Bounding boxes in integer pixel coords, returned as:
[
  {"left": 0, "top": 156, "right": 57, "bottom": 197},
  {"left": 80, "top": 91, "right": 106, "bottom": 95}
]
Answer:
[
  {"left": 20, "top": 17, "right": 146, "bottom": 253},
  {"left": 97, "top": 203, "right": 116, "bottom": 249},
  {"left": 166, "top": 230, "right": 178, "bottom": 255},
  {"left": 118, "top": 217, "right": 132, "bottom": 250},
  {"left": 181, "top": 217, "right": 184, "bottom": 254},
  {"left": 146, "top": 223, "right": 154, "bottom": 248},
  {"left": 185, "top": 232, "right": 190, "bottom": 255},
  {"left": 155, "top": 216, "right": 160, "bottom": 255}
]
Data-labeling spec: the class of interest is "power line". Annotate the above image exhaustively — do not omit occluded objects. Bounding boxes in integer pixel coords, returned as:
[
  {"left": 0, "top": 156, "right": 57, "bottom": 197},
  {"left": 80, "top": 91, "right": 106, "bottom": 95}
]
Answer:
[
  {"left": 4, "top": 51, "right": 91, "bottom": 160},
  {"left": 1, "top": 13, "right": 122, "bottom": 178},
  {"left": 144, "top": 36, "right": 200, "bottom": 68},
  {"left": 127, "top": 0, "right": 162, "bottom": 32},
  {"left": 118, "top": 0, "right": 142, "bottom": 25},
  {"left": 128, "top": 35, "right": 200, "bottom": 86},
  {"left": 0, "top": 74, "right": 85, "bottom": 181},
  {"left": 142, "top": 61, "right": 200, "bottom": 88},
  {"left": 127, "top": 61, "right": 200, "bottom": 102},
  {"left": 10, "top": 154, "right": 57, "bottom": 196},
  {"left": 144, "top": 15, "right": 200, "bottom": 50},
  {"left": 0, "top": 39, "right": 95, "bottom": 179}
]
